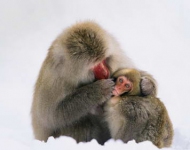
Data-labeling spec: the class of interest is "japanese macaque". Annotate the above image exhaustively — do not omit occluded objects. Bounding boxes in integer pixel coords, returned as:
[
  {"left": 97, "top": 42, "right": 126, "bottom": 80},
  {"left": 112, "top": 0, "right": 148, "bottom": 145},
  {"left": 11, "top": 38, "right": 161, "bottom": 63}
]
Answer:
[
  {"left": 112, "top": 68, "right": 141, "bottom": 97},
  {"left": 31, "top": 21, "right": 157, "bottom": 145},
  {"left": 105, "top": 68, "right": 173, "bottom": 148}
]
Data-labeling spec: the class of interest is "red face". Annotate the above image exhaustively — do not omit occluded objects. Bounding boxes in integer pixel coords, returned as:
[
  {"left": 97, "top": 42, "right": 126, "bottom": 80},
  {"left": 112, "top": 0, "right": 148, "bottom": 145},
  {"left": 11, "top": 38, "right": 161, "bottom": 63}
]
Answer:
[
  {"left": 92, "top": 60, "right": 110, "bottom": 80},
  {"left": 112, "top": 76, "right": 133, "bottom": 96}
]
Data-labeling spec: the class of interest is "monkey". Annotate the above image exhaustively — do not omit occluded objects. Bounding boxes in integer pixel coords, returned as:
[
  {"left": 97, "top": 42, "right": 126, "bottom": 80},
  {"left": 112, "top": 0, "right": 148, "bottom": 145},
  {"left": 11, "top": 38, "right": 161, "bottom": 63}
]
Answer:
[
  {"left": 90, "top": 68, "right": 141, "bottom": 116},
  {"left": 104, "top": 68, "right": 173, "bottom": 148},
  {"left": 31, "top": 21, "right": 157, "bottom": 145},
  {"left": 112, "top": 68, "right": 141, "bottom": 97}
]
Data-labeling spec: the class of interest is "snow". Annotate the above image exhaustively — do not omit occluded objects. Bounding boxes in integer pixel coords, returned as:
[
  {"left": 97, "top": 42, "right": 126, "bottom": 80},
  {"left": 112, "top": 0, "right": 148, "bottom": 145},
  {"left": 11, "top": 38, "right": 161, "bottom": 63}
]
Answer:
[{"left": 0, "top": 0, "right": 190, "bottom": 149}]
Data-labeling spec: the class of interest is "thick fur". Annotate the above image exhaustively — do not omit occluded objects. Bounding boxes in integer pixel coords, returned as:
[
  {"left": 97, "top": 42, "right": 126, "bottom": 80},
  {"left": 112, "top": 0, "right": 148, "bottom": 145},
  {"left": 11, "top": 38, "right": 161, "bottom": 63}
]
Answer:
[
  {"left": 31, "top": 21, "right": 157, "bottom": 144},
  {"left": 105, "top": 95, "right": 173, "bottom": 148},
  {"left": 112, "top": 68, "right": 141, "bottom": 95}
]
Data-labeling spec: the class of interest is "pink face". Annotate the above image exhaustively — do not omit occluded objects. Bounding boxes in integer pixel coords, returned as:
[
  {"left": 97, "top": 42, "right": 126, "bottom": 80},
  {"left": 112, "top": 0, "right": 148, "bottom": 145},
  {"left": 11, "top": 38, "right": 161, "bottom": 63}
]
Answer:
[
  {"left": 92, "top": 60, "right": 110, "bottom": 80},
  {"left": 112, "top": 76, "right": 133, "bottom": 96}
]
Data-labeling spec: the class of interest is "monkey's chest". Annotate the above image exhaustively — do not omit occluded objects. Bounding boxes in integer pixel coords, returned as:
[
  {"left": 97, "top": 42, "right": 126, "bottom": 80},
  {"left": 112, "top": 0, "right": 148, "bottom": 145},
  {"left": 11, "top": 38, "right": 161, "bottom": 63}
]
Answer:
[{"left": 104, "top": 99, "right": 126, "bottom": 138}]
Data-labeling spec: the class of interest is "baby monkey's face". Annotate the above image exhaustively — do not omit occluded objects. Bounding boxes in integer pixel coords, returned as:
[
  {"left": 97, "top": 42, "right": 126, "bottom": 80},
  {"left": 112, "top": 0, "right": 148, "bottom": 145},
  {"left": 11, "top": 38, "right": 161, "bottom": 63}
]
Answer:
[{"left": 112, "top": 76, "right": 133, "bottom": 96}]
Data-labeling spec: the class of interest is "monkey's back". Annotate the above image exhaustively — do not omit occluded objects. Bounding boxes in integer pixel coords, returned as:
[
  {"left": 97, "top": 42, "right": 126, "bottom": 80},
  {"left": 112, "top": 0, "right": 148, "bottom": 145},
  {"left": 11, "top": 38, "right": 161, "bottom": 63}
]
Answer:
[{"left": 107, "top": 95, "right": 174, "bottom": 148}]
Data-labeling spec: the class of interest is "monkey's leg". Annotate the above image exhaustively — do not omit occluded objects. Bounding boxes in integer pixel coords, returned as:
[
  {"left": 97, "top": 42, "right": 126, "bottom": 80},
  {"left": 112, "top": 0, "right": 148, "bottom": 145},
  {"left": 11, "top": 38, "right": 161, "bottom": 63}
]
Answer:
[{"left": 57, "top": 115, "right": 111, "bottom": 145}]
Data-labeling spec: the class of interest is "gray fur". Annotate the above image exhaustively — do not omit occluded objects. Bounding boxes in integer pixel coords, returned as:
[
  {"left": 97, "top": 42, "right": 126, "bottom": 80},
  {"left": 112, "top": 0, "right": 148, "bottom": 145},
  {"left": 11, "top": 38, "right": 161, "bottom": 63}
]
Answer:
[
  {"left": 31, "top": 21, "right": 158, "bottom": 145},
  {"left": 105, "top": 96, "right": 173, "bottom": 148}
]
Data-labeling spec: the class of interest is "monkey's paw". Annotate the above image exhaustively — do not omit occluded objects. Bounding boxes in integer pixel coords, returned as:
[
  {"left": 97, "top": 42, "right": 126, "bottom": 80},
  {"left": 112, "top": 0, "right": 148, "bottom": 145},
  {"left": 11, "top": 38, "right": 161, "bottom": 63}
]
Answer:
[
  {"left": 99, "top": 79, "right": 115, "bottom": 102},
  {"left": 141, "top": 77, "right": 155, "bottom": 96}
]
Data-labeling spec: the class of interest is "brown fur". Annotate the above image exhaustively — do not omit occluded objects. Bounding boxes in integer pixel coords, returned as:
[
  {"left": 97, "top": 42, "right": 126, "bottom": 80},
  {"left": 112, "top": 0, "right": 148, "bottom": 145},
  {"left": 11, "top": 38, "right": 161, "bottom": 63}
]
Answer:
[
  {"left": 31, "top": 21, "right": 158, "bottom": 144},
  {"left": 112, "top": 68, "right": 141, "bottom": 95},
  {"left": 105, "top": 68, "right": 173, "bottom": 148}
]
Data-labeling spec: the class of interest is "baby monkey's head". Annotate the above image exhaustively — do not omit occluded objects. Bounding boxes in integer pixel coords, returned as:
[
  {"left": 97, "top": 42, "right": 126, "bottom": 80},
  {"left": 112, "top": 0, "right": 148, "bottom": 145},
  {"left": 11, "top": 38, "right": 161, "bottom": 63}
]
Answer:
[{"left": 112, "top": 68, "right": 141, "bottom": 96}]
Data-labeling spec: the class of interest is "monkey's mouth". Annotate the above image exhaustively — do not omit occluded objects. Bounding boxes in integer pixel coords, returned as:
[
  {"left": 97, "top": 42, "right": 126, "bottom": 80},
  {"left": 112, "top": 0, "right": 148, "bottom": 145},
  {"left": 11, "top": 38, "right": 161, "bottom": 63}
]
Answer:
[{"left": 112, "top": 89, "right": 119, "bottom": 96}]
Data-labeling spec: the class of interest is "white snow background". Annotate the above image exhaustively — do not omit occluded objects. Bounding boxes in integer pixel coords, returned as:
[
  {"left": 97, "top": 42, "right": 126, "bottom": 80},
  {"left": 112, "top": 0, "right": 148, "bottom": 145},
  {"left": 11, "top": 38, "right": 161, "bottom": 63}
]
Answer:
[{"left": 1, "top": 0, "right": 190, "bottom": 150}]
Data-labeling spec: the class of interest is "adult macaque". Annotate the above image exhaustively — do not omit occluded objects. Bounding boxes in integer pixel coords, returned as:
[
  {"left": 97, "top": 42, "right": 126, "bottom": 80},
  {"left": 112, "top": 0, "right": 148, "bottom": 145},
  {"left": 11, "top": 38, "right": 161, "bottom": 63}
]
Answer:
[
  {"left": 105, "top": 68, "right": 173, "bottom": 148},
  {"left": 31, "top": 21, "right": 157, "bottom": 144}
]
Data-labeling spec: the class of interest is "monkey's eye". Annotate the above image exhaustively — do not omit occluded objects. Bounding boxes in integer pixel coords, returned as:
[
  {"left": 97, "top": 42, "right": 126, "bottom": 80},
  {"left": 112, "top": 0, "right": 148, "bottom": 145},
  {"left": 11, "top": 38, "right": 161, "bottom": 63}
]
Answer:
[
  {"left": 126, "top": 84, "right": 130, "bottom": 88},
  {"left": 119, "top": 78, "right": 123, "bottom": 83}
]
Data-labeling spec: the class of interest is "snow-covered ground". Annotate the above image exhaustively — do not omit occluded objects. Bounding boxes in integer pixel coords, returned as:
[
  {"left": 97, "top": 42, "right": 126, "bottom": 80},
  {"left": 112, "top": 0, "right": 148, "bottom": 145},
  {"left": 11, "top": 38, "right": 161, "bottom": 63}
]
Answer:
[{"left": 1, "top": 0, "right": 190, "bottom": 149}]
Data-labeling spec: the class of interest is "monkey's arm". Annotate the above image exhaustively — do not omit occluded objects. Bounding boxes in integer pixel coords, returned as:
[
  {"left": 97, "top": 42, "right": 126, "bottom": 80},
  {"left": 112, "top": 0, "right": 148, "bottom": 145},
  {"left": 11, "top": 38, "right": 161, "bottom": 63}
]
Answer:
[
  {"left": 118, "top": 96, "right": 152, "bottom": 123},
  {"left": 51, "top": 79, "right": 114, "bottom": 127},
  {"left": 139, "top": 71, "right": 157, "bottom": 96}
]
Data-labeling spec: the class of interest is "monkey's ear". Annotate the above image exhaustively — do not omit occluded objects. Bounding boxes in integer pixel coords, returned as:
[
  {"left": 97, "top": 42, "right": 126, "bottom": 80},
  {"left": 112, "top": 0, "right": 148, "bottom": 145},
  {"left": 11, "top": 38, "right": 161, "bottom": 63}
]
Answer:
[
  {"left": 128, "top": 80, "right": 141, "bottom": 96},
  {"left": 126, "top": 69, "right": 141, "bottom": 96}
]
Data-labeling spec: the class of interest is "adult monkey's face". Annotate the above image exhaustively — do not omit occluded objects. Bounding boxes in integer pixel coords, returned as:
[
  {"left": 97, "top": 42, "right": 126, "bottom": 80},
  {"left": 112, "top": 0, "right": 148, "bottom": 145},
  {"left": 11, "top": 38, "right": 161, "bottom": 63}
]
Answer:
[{"left": 92, "top": 59, "right": 110, "bottom": 80}]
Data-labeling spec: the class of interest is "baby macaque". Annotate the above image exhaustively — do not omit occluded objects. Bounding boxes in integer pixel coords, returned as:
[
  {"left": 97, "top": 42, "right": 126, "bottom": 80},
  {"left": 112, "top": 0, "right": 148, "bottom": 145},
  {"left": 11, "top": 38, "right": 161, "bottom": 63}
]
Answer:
[
  {"left": 105, "top": 68, "right": 173, "bottom": 148},
  {"left": 112, "top": 68, "right": 141, "bottom": 96}
]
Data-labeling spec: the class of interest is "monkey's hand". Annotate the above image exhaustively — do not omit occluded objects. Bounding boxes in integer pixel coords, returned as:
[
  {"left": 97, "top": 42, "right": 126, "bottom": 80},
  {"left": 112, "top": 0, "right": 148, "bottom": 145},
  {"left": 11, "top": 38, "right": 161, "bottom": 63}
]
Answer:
[
  {"left": 140, "top": 77, "right": 156, "bottom": 96},
  {"left": 90, "top": 80, "right": 114, "bottom": 116},
  {"left": 95, "top": 79, "right": 115, "bottom": 103},
  {"left": 55, "top": 79, "right": 114, "bottom": 126}
]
